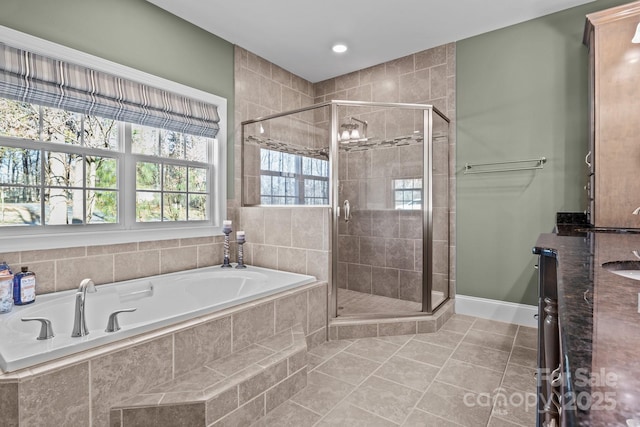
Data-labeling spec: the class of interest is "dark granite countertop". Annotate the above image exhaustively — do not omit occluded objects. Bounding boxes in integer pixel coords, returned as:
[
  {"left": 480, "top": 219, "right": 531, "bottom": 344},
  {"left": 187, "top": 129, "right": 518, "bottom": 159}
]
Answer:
[{"left": 535, "top": 232, "right": 640, "bottom": 426}]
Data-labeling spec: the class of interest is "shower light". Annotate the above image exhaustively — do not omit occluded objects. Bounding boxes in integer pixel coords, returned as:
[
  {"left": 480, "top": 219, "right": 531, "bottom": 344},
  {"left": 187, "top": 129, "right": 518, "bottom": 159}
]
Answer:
[
  {"left": 332, "top": 44, "right": 348, "bottom": 53},
  {"left": 633, "top": 23, "right": 640, "bottom": 43}
]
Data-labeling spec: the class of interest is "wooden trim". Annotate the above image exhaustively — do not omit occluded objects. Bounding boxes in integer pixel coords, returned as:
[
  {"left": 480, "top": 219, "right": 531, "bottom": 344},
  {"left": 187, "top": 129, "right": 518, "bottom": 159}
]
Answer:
[{"left": 586, "top": 0, "right": 640, "bottom": 27}]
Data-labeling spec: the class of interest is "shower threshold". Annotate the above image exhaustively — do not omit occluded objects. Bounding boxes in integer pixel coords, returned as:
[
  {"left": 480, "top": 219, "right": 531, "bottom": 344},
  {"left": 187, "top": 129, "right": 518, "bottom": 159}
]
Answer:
[{"left": 337, "top": 289, "right": 445, "bottom": 318}]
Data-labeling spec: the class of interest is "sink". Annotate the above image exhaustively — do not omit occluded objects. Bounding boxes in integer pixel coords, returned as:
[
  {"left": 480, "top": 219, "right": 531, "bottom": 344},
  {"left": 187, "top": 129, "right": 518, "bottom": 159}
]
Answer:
[{"left": 602, "top": 261, "right": 640, "bottom": 280}]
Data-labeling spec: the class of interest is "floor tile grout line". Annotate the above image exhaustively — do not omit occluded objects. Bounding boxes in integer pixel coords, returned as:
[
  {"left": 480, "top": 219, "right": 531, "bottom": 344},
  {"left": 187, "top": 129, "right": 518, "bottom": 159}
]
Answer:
[
  {"left": 310, "top": 331, "right": 426, "bottom": 427},
  {"left": 488, "top": 327, "right": 520, "bottom": 423},
  {"left": 397, "top": 317, "right": 479, "bottom": 426},
  {"left": 300, "top": 315, "right": 536, "bottom": 427}
]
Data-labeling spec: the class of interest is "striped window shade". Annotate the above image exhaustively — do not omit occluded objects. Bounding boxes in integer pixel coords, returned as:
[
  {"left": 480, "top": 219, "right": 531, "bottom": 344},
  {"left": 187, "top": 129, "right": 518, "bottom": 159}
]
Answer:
[{"left": 0, "top": 43, "right": 220, "bottom": 138}]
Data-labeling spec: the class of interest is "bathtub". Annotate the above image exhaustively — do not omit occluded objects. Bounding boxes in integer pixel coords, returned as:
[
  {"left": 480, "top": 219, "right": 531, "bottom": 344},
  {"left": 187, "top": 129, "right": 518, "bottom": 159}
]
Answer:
[{"left": 0, "top": 265, "right": 316, "bottom": 373}]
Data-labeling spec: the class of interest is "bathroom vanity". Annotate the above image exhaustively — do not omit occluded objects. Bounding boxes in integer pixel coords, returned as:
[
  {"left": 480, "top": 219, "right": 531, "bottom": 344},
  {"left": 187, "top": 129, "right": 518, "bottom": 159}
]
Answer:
[{"left": 533, "top": 231, "right": 640, "bottom": 426}]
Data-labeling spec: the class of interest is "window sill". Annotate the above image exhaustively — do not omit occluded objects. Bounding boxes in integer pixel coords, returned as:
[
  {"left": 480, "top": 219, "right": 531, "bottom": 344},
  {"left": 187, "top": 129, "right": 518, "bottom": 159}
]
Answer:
[{"left": 0, "top": 226, "right": 224, "bottom": 252}]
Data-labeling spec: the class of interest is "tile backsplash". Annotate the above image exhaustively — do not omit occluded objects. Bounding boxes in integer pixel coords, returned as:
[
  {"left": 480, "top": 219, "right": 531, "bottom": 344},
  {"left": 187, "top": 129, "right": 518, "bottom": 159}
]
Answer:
[{"left": 0, "top": 236, "right": 224, "bottom": 294}]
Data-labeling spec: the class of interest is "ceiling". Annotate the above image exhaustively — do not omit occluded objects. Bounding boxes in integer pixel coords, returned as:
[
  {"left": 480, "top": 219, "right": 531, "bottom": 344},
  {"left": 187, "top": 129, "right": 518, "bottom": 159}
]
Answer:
[{"left": 147, "top": 0, "right": 596, "bottom": 83}]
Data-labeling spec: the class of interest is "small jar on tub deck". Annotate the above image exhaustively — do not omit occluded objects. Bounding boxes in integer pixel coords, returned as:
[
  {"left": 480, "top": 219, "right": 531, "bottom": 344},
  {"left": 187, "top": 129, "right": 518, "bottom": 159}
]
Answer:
[{"left": 0, "top": 262, "right": 14, "bottom": 313}]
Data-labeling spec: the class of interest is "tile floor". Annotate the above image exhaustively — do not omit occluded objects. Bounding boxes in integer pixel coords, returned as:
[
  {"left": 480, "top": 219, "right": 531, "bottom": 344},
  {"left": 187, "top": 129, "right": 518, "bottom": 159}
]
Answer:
[
  {"left": 253, "top": 314, "right": 538, "bottom": 427},
  {"left": 337, "top": 289, "right": 447, "bottom": 316}
]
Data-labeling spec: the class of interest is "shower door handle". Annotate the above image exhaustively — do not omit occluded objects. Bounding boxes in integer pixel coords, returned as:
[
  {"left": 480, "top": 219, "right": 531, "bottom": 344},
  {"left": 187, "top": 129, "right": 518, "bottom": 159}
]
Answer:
[{"left": 343, "top": 200, "right": 352, "bottom": 223}]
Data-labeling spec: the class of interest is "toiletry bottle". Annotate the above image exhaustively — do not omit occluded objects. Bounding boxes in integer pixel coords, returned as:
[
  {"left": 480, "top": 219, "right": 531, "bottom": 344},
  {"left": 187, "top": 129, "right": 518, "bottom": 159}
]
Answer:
[
  {"left": 0, "top": 262, "right": 14, "bottom": 313},
  {"left": 13, "top": 266, "right": 36, "bottom": 305}
]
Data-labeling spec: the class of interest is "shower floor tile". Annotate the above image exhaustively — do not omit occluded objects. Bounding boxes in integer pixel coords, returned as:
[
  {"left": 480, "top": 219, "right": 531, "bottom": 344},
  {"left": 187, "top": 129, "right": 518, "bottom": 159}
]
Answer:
[
  {"left": 269, "top": 315, "right": 537, "bottom": 427},
  {"left": 337, "top": 289, "right": 422, "bottom": 316}
]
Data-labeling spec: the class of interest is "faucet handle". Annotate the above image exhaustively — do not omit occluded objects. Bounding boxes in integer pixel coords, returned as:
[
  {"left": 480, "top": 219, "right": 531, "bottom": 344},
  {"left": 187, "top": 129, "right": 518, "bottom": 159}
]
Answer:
[
  {"left": 22, "top": 317, "right": 55, "bottom": 340},
  {"left": 105, "top": 308, "right": 136, "bottom": 333}
]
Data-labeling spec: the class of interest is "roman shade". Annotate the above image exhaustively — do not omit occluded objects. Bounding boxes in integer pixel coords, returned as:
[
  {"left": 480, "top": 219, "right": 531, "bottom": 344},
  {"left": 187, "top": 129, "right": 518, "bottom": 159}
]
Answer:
[{"left": 0, "top": 42, "right": 220, "bottom": 138}]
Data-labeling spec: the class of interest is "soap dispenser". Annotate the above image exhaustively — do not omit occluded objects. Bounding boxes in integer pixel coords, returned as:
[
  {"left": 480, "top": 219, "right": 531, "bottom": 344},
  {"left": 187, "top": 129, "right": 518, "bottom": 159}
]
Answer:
[{"left": 13, "top": 266, "right": 36, "bottom": 305}]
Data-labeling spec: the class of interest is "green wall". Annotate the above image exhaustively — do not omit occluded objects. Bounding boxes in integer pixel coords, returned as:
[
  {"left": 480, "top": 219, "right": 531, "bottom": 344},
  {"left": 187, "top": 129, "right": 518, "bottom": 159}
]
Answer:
[
  {"left": 456, "top": 0, "right": 629, "bottom": 305},
  {"left": 0, "top": 0, "right": 235, "bottom": 196}
]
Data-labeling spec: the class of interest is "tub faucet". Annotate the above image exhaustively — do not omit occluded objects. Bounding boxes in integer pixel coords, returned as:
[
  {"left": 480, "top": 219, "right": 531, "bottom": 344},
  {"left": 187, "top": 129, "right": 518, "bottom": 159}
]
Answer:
[{"left": 71, "top": 278, "right": 97, "bottom": 337}]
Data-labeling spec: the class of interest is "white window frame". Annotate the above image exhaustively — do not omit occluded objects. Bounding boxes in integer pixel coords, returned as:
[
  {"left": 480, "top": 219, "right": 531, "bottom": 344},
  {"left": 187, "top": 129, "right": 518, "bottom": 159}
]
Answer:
[{"left": 0, "top": 26, "right": 227, "bottom": 251}]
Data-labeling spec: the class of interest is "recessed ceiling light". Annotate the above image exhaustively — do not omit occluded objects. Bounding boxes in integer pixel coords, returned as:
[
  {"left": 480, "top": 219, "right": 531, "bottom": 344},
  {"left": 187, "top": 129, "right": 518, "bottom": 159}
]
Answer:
[{"left": 332, "top": 44, "right": 348, "bottom": 53}]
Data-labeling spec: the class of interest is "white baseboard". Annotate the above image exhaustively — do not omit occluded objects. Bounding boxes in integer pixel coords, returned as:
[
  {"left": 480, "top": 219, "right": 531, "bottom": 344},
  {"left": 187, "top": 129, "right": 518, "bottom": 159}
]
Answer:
[{"left": 455, "top": 294, "right": 538, "bottom": 328}]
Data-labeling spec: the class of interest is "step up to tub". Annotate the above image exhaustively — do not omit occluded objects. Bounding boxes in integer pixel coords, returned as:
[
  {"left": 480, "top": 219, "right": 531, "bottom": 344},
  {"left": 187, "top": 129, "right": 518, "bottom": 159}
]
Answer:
[{"left": 109, "top": 324, "right": 307, "bottom": 427}]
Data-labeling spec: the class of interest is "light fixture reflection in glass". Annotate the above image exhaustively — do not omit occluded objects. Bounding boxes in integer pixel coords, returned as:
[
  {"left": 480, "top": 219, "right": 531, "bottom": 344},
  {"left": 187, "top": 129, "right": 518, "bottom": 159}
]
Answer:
[
  {"left": 633, "top": 23, "right": 640, "bottom": 43},
  {"left": 338, "top": 118, "right": 368, "bottom": 143}
]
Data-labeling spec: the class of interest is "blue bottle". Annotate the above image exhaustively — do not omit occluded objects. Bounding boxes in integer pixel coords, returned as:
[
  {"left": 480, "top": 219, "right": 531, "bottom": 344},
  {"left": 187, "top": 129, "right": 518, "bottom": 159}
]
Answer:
[
  {"left": 0, "top": 262, "right": 14, "bottom": 313},
  {"left": 13, "top": 266, "right": 36, "bottom": 305}
]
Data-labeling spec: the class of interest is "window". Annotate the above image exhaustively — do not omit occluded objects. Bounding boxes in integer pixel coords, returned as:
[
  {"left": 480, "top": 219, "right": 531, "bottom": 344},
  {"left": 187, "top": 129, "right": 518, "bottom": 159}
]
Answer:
[
  {"left": 394, "top": 178, "right": 422, "bottom": 210},
  {"left": 260, "top": 148, "right": 329, "bottom": 205},
  {"left": 0, "top": 100, "right": 121, "bottom": 226},
  {"left": 0, "top": 26, "right": 227, "bottom": 249},
  {"left": 0, "top": 99, "right": 215, "bottom": 228},
  {"left": 132, "top": 125, "right": 211, "bottom": 222}
]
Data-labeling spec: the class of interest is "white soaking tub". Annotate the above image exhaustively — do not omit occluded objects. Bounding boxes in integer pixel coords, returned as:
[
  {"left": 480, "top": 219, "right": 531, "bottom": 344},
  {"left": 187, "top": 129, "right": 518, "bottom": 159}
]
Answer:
[{"left": 0, "top": 265, "right": 316, "bottom": 372}]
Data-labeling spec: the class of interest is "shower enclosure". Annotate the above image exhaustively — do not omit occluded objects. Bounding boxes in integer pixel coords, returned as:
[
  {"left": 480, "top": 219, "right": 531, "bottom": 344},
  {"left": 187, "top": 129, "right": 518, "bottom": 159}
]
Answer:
[{"left": 241, "top": 101, "right": 450, "bottom": 320}]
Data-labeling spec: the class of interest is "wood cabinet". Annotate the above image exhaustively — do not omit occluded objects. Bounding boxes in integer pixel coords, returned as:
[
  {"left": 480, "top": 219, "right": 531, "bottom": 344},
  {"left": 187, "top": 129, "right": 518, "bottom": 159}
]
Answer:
[{"left": 584, "top": 1, "right": 640, "bottom": 228}]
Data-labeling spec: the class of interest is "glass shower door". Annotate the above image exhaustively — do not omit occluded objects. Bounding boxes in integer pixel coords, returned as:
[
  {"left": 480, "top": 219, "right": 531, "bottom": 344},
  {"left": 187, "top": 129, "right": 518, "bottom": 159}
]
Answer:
[{"left": 334, "top": 103, "right": 429, "bottom": 317}]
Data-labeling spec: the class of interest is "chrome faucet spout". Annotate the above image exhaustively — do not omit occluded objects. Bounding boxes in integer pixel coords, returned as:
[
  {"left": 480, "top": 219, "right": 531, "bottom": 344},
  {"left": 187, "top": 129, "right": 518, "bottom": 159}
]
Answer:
[{"left": 71, "top": 278, "right": 97, "bottom": 337}]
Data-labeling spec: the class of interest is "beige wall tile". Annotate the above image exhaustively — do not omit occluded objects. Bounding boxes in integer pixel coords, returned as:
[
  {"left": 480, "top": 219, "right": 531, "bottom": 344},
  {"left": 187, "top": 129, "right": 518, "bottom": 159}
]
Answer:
[
  {"left": 0, "top": 382, "right": 18, "bottom": 427},
  {"left": 277, "top": 247, "right": 307, "bottom": 275},
  {"left": 19, "top": 362, "right": 90, "bottom": 427},
  {"left": 160, "top": 246, "right": 197, "bottom": 274},
  {"left": 23, "top": 260, "right": 55, "bottom": 295},
  {"left": 399, "top": 270, "right": 422, "bottom": 303},
  {"left": 238, "top": 360, "right": 287, "bottom": 405},
  {"left": 247, "top": 52, "right": 272, "bottom": 78},
  {"left": 259, "top": 76, "right": 282, "bottom": 111},
  {"left": 264, "top": 209, "right": 291, "bottom": 247},
  {"left": 265, "top": 367, "right": 307, "bottom": 413},
  {"left": 415, "top": 45, "right": 447, "bottom": 70},
  {"left": 232, "top": 302, "right": 275, "bottom": 351},
  {"left": 386, "top": 55, "right": 415, "bottom": 76},
  {"left": 0, "top": 251, "right": 20, "bottom": 264},
  {"left": 359, "top": 63, "right": 386, "bottom": 85},
  {"left": 372, "top": 77, "right": 399, "bottom": 103},
  {"left": 211, "top": 394, "right": 265, "bottom": 427},
  {"left": 179, "top": 236, "right": 214, "bottom": 246},
  {"left": 272, "top": 64, "right": 292, "bottom": 87},
  {"left": 399, "top": 69, "right": 431, "bottom": 104},
  {"left": 431, "top": 64, "right": 448, "bottom": 99},
  {"left": 347, "top": 264, "right": 372, "bottom": 293},
  {"left": 206, "top": 387, "right": 238, "bottom": 425},
  {"left": 138, "top": 239, "right": 179, "bottom": 251},
  {"left": 114, "top": 250, "right": 160, "bottom": 282},
  {"left": 22, "top": 247, "right": 86, "bottom": 263},
  {"left": 291, "top": 208, "right": 324, "bottom": 250},
  {"left": 56, "top": 254, "right": 114, "bottom": 290},
  {"left": 275, "top": 291, "right": 307, "bottom": 334},
  {"left": 240, "top": 207, "right": 265, "bottom": 244},
  {"left": 122, "top": 403, "right": 205, "bottom": 426},
  {"left": 306, "top": 250, "right": 329, "bottom": 282},
  {"left": 335, "top": 71, "right": 360, "bottom": 91},
  {"left": 174, "top": 316, "right": 232, "bottom": 377},
  {"left": 87, "top": 243, "right": 137, "bottom": 256},
  {"left": 378, "top": 321, "right": 417, "bottom": 336},
  {"left": 385, "top": 239, "right": 415, "bottom": 271},
  {"left": 197, "top": 243, "right": 223, "bottom": 268},
  {"left": 251, "top": 244, "right": 278, "bottom": 270},
  {"left": 372, "top": 267, "right": 399, "bottom": 299},
  {"left": 307, "top": 285, "right": 327, "bottom": 334},
  {"left": 336, "top": 324, "right": 378, "bottom": 339},
  {"left": 91, "top": 336, "right": 173, "bottom": 427}
]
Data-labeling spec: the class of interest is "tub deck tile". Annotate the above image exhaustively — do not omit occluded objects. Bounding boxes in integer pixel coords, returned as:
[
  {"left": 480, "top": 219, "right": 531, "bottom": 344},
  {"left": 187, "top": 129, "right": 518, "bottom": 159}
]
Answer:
[{"left": 110, "top": 324, "right": 308, "bottom": 427}]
